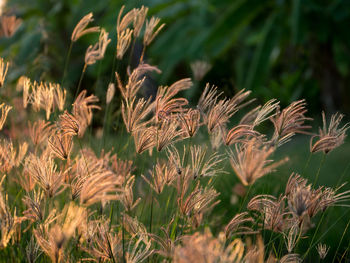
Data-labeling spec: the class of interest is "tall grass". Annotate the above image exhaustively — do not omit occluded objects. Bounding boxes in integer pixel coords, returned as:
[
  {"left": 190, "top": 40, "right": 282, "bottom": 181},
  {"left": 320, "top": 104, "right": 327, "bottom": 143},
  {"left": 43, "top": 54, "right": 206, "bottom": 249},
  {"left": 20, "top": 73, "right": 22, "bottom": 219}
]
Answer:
[{"left": 0, "top": 5, "right": 350, "bottom": 263}]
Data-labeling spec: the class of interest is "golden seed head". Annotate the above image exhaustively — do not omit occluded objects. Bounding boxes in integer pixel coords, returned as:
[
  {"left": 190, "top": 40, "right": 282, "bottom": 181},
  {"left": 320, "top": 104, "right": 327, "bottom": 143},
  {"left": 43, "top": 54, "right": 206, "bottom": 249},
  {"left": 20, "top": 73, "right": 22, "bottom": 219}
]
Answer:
[
  {"left": 0, "top": 15, "right": 22, "bottom": 38},
  {"left": 0, "top": 57, "right": 9, "bottom": 87},
  {"left": 190, "top": 60, "right": 212, "bottom": 81},
  {"left": 85, "top": 28, "right": 111, "bottom": 65},
  {"left": 71, "top": 12, "right": 100, "bottom": 42},
  {"left": 310, "top": 111, "right": 350, "bottom": 154},
  {"left": 0, "top": 103, "right": 12, "bottom": 130},
  {"left": 106, "top": 83, "right": 115, "bottom": 104},
  {"left": 143, "top": 16, "right": 165, "bottom": 47}
]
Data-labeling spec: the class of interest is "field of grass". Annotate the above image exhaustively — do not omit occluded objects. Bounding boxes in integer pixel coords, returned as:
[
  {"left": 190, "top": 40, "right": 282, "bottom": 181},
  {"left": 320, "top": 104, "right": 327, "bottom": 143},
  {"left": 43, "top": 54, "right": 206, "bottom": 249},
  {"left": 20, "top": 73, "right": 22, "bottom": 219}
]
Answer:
[{"left": 0, "top": 5, "right": 350, "bottom": 263}]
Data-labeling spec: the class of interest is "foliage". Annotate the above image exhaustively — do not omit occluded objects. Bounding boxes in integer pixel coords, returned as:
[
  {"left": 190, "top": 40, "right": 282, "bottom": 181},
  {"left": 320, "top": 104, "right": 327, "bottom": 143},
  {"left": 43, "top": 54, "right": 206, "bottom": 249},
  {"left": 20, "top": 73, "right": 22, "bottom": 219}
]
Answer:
[{"left": 0, "top": 2, "right": 350, "bottom": 262}]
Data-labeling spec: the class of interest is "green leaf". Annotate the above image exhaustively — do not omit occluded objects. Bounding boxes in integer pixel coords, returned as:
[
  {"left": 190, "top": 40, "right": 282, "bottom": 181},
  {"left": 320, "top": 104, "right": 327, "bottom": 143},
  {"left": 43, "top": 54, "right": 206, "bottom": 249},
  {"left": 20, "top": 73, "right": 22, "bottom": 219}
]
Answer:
[
  {"left": 291, "top": 0, "right": 301, "bottom": 45},
  {"left": 203, "top": 0, "right": 269, "bottom": 57},
  {"left": 244, "top": 13, "right": 280, "bottom": 92}
]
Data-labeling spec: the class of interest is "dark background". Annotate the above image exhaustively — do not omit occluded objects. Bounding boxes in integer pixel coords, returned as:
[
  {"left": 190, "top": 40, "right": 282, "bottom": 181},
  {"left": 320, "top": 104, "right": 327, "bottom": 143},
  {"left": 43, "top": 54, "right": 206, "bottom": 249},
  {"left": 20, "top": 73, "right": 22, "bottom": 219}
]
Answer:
[{"left": 2, "top": 0, "right": 350, "bottom": 116}]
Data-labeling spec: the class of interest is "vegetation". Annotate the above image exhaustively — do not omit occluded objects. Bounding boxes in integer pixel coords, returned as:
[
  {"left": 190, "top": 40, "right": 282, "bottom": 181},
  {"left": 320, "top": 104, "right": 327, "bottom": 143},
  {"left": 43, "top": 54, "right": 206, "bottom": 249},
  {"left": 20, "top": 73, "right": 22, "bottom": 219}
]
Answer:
[{"left": 0, "top": 2, "right": 350, "bottom": 263}]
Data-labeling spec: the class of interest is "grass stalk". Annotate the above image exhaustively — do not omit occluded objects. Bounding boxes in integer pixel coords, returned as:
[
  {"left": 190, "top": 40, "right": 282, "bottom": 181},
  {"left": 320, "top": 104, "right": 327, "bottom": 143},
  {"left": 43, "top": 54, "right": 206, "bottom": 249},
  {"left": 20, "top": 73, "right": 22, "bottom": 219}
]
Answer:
[
  {"left": 61, "top": 41, "right": 73, "bottom": 87},
  {"left": 74, "top": 63, "right": 87, "bottom": 101},
  {"left": 314, "top": 153, "right": 326, "bottom": 185},
  {"left": 332, "top": 218, "right": 350, "bottom": 263}
]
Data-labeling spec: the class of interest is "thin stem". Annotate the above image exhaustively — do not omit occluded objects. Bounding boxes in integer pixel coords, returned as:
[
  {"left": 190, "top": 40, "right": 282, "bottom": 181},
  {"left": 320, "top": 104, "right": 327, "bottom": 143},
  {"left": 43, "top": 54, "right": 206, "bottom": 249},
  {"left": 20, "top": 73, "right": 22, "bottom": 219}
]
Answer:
[
  {"left": 306, "top": 211, "right": 327, "bottom": 256},
  {"left": 335, "top": 162, "right": 350, "bottom": 188},
  {"left": 61, "top": 41, "right": 73, "bottom": 86},
  {"left": 77, "top": 138, "right": 90, "bottom": 175},
  {"left": 170, "top": 210, "right": 179, "bottom": 241},
  {"left": 109, "top": 202, "right": 114, "bottom": 231},
  {"left": 302, "top": 152, "right": 312, "bottom": 174},
  {"left": 319, "top": 160, "right": 350, "bottom": 238},
  {"left": 110, "top": 18, "right": 120, "bottom": 84},
  {"left": 74, "top": 63, "right": 87, "bottom": 101},
  {"left": 149, "top": 195, "right": 154, "bottom": 233},
  {"left": 238, "top": 184, "right": 253, "bottom": 213},
  {"left": 140, "top": 45, "right": 145, "bottom": 63},
  {"left": 128, "top": 37, "right": 137, "bottom": 68},
  {"left": 165, "top": 186, "right": 175, "bottom": 222},
  {"left": 340, "top": 236, "right": 350, "bottom": 261},
  {"left": 122, "top": 214, "right": 126, "bottom": 263},
  {"left": 11, "top": 188, "right": 23, "bottom": 211},
  {"left": 332, "top": 218, "right": 350, "bottom": 263},
  {"left": 110, "top": 49, "right": 117, "bottom": 84},
  {"left": 99, "top": 100, "right": 111, "bottom": 154},
  {"left": 314, "top": 153, "right": 326, "bottom": 185},
  {"left": 106, "top": 233, "right": 116, "bottom": 263},
  {"left": 303, "top": 210, "right": 350, "bottom": 260}
]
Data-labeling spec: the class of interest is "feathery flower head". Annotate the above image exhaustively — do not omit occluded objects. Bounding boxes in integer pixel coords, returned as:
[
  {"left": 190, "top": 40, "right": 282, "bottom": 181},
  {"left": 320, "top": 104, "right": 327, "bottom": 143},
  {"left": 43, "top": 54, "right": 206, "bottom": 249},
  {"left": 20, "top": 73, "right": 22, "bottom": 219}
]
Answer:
[
  {"left": 48, "top": 131, "right": 73, "bottom": 160},
  {"left": 190, "top": 60, "right": 212, "bottom": 81},
  {"left": 116, "top": 63, "right": 160, "bottom": 100},
  {"left": 206, "top": 89, "right": 251, "bottom": 133},
  {"left": 225, "top": 124, "right": 262, "bottom": 146},
  {"left": 248, "top": 194, "right": 293, "bottom": 232},
  {"left": 225, "top": 212, "right": 256, "bottom": 238},
  {"left": 57, "top": 111, "right": 79, "bottom": 136},
  {"left": 0, "top": 57, "right": 9, "bottom": 87},
  {"left": 178, "top": 109, "right": 201, "bottom": 138},
  {"left": 0, "top": 103, "right": 11, "bottom": 130},
  {"left": 155, "top": 78, "right": 192, "bottom": 122},
  {"left": 116, "top": 28, "right": 133, "bottom": 60},
  {"left": 270, "top": 100, "right": 312, "bottom": 146},
  {"left": 133, "top": 6, "right": 148, "bottom": 37},
  {"left": 85, "top": 28, "right": 111, "bottom": 65},
  {"left": 310, "top": 111, "right": 350, "bottom": 154},
  {"left": 28, "top": 119, "right": 53, "bottom": 146},
  {"left": 80, "top": 170, "right": 121, "bottom": 207},
  {"left": 190, "top": 145, "right": 225, "bottom": 179},
  {"left": 316, "top": 243, "right": 329, "bottom": 260},
  {"left": 173, "top": 228, "right": 244, "bottom": 263},
  {"left": 229, "top": 139, "right": 288, "bottom": 186},
  {"left": 0, "top": 15, "right": 22, "bottom": 38},
  {"left": 133, "top": 126, "right": 156, "bottom": 154},
  {"left": 24, "top": 153, "right": 65, "bottom": 198},
  {"left": 122, "top": 97, "right": 153, "bottom": 133},
  {"left": 143, "top": 16, "right": 165, "bottom": 47},
  {"left": 106, "top": 83, "right": 115, "bottom": 104},
  {"left": 72, "top": 90, "right": 100, "bottom": 137},
  {"left": 71, "top": 12, "right": 100, "bottom": 42}
]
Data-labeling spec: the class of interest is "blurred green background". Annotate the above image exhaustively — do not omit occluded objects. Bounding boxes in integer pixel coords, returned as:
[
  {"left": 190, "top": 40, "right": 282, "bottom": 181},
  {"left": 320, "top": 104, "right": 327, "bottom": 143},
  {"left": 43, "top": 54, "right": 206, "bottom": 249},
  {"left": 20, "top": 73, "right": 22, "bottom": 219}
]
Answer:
[{"left": 2, "top": 0, "right": 350, "bottom": 114}]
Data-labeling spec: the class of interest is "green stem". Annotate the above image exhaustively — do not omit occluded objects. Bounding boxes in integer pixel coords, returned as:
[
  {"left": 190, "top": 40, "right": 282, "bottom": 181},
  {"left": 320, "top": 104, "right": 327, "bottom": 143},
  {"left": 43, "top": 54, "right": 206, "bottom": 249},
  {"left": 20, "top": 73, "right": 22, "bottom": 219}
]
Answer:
[
  {"left": 319, "top": 160, "right": 350, "bottom": 239},
  {"left": 128, "top": 37, "right": 137, "bottom": 68},
  {"left": 74, "top": 63, "right": 87, "bottom": 101},
  {"left": 99, "top": 100, "right": 111, "bottom": 154},
  {"left": 149, "top": 195, "right": 154, "bottom": 233},
  {"left": 303, "top": 152, "right": 312, "bottom": 174},
  {"left": 61, "top": 41, "right": 73, "bottom": 87},
  {"left": 11, "top": 188, "right": 23, "bottom": 211},
  {"left": 106, "top": 233, "right": 116, "bottom": 263},
  {"left": 170, "top": 211, "right": 179, "bottom": 241},
  {"left": 109, "top": 39, "right": 119, "bottom": 84},
  {"left": 314, "top": 153, "right": 326, "bottom": 185},
  {"left": 139, "top": 45, "right": 145, "bottom": 63},
  {"left": 109, "top": 203, "right": 114, "bottom": 231},
  {"left": 238, "top": 184, "right": 253, "bottom": 213},
  {"left": 332, "top": 218, "right": 350, "bottom": 263},
  {"left": 306, "top": 211, "right": 327, "bottom": 256},
  {"left": 165, "top": 187, "right": 175, "bottom": 222},
  {"left": 122, "top": 214, "right": 126, "bottom": 263},
  {"left": 302, "top": 210, "right": 350, "bottom": 260},
  {"left": 335, "top": 162, "right": 350, "bottom": 188}
]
